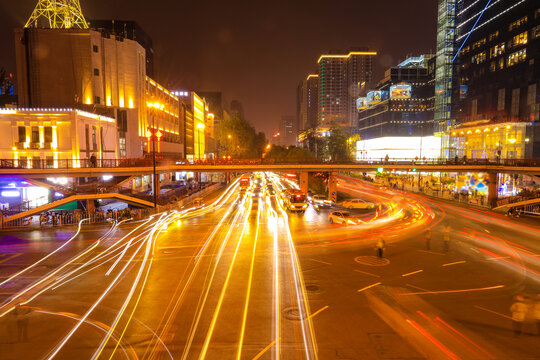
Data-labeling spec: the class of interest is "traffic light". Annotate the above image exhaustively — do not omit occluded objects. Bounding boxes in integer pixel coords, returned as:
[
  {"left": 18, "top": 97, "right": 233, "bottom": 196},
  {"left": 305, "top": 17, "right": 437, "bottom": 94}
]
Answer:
[
  {"left": 377, "top": 167, "right": 384, "bottom": 173},
  {"left": 412, "top": 168, "right": 417, "bottom": 172}
]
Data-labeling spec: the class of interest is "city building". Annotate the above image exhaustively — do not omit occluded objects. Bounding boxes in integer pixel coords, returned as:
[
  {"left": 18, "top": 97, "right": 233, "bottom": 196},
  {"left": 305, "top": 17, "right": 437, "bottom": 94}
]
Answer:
[
  {"left": 318, "top": 48, "right": 376, "bottom": 128},
  {"left": 88, "top": 19, "right": 154, "bottom": 77},
  {"left": 177, "top": 91, "right": 208, "bottom": 160},
  {"left": 450, "top": 0, "right": 540, "bottom": 158},
  {"left": 278, "top": 115, "right": 298, "bottom": 147},
  {"left": 356, "top": 55, "right": 436, "bottom": 140},
  {"left": 0, "top": 108, "right": 118, "bottom": 166},
  {"left": 298, "top": 74, "right": 319, "bottom": 132},
  {"left": 13, "top": 25, "right": 184, "bottom": 159}
]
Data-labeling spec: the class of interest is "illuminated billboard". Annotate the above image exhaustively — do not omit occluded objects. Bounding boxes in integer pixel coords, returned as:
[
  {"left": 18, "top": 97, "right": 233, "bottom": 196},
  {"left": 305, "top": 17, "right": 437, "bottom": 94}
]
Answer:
[
  {"left": 389, "top": 84, "right": 411, "bottom": 99},
  {"left": 367, "top": 91, "right": 388, "bottom": 105},
  {"left": 356, "top": 97, "right": 368, "bottom": 110}
]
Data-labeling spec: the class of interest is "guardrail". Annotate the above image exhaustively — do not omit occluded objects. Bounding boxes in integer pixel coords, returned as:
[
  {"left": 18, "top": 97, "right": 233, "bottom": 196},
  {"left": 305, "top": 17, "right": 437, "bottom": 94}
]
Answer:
[{"left": 1, "top": 157, "right": 540, "bottom": 169}]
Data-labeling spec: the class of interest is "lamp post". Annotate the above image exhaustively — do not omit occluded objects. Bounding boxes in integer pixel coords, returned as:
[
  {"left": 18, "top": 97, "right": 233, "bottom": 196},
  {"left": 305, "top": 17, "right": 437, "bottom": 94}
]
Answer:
[{"left": 196, "top": 123, "right": 205, "bottom": 160}]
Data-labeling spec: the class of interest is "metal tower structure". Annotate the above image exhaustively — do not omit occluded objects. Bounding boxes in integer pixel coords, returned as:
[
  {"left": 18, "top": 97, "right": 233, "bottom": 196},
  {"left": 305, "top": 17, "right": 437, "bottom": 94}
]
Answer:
[{"left": 25, "top": 0, "right": 88, "bottom": 29}]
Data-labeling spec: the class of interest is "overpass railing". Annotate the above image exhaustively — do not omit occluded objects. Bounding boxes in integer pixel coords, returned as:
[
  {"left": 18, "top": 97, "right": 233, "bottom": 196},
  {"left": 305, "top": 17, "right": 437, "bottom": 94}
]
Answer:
[{"left": 1, "top": 157, "right": 540, "bottom": 169}]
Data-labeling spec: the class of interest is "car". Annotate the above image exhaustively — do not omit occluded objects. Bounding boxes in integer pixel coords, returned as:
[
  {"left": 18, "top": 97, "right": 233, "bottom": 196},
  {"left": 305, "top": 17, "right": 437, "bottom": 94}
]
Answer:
[
  {"left": 342, "top": 198, "right": 376, "bottom": 210},
  {"left": 312, "top": 194, "right": 332, "bottom": 208},
  {"left": 328, "top": 211, "right": 359, "bottom": 225}
]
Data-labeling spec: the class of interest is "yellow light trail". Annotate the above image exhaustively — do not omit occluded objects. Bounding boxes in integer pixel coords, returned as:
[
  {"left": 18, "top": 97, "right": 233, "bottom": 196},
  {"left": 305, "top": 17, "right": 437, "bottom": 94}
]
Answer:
[
  {"left": 236, "top": 197, "right": 261, "bottom": 360},
  {"left": 357, "top": 282, "right": 382, "bottom": 293},
  {"left": 198, "top": 197, "right": 252, "bottom": 359}
]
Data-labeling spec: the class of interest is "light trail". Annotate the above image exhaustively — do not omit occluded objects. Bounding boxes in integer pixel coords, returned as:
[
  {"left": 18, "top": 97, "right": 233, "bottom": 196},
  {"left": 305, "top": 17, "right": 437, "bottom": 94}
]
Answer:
[
  {"left": 236, "top": 197, "right": 261, "bottom": 360},
  {"left": 198, "top": 195, "right": 252, "bottom": 359},
  {"left": 406, "top": 319, "right": 460, "bottom": 360},
  {"left": 400, "top": 285, "right": 504, "bottom": 295}
]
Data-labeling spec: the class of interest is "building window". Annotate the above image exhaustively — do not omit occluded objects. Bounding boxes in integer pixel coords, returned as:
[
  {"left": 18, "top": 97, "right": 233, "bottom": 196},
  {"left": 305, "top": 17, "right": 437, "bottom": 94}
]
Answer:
[
  {"left": 44, "top": 126, "right": 52, "bottom": 143},
  {"left": 511, "top": 88, "right": 520, "bottom": 119},
  {"left": 490, "top": 43, "right": 505, "bottom": 58},
  {"left": 85, "top": 125, "right": 90, "bottom": 151},
  {"left": 507, "top": 49, "right": 526, "bottom": 67},
  {"left": 488, "top": 31, "right": 499, "bottom": 41},
  {"left": 512, "top": 32, "right": 528, "bottom": 47},
  {"left": 534, "top": 25, "right": 540, "bottom": 39},
  {"left": 471, "top": 99, "right": 478, "bottom": 119},
  {"left": 92, "top": 126, "right": 97, "bottom": 151},
  {"left": 18, "top": 126, "right": 26, "bottom": 143},
  {"left": 93, "top": 68, "right": 100, "bottom": 76},
  {"left": 528, "top": 84, "right": 537, "bottom": 105},
  {"left": 94, "top": 96, "right": 101, "bottom": 104},
  {"left": 497, "top": 88, "right": 505, "bottom": 111},
  {"left": 31, "top": 126, "right": 39, "bottom": 143},
  {"left": 509, "top": 16, "right": 527, "bottom": 31},
  {"left": 93, "top": 45, "right": 99, "bottom": 53}
]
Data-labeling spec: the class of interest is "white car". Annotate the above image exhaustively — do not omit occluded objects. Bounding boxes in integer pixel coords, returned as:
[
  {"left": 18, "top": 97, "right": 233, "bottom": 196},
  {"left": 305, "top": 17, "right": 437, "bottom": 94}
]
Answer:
[
  {"left": 328, "top": 211, "right": 359, "bottom": 225},
  {"left": 312, "top": 194, "right": 332, "bottom": 207},
  {"left": 342, "top": 198, "right": 376, "bottom": 210}
]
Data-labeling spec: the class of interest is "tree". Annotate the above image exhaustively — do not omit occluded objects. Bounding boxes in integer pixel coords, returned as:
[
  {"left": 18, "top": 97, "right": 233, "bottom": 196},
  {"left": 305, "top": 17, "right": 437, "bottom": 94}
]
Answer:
[
  {"left": 325, "top": 122, "right": 349, "bottom": 161},
  {"left": 215, "top": 113, "right": 266, "bottom": 158},
  {"left": 347, "top": 134, "right": 362, "bottom": 160}
]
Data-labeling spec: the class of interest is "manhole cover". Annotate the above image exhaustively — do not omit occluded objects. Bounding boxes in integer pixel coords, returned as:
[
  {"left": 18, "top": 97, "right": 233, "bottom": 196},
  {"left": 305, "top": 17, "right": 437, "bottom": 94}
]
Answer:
[
  {"left": 283, "top": 307, "right": 306, "bottom": 321},
  {"left": 354, "top": 256, "right": 390, "bottom": 266},
  {"left": 305, "top": 284, "right": 320, "bottom": 293}
]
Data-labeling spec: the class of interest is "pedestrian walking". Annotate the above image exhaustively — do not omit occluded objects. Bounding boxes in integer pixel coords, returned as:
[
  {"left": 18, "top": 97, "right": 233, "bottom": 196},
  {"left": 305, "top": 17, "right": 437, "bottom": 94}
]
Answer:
[
  {"left": 533, "top": 294, "right": 540, "bottom": 336},
  {"left": 425, "top": 229, "right": 432, "bottom": 250},
  {"left": 442, "top": 225, "right": 451, "bottom": 252},
  {"left": 510, "top": 296, "right": 528, "bottom": 336},
  {"left": 375, "top": 238, "right": 386, "bottom": 258},
  {"left": 14, "top": 304, "right": 30, "bottom": 342}
]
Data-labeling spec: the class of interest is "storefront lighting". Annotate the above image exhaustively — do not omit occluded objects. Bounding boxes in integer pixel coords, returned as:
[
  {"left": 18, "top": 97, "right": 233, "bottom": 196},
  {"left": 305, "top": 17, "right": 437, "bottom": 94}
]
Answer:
[
  {"left": 506, "top": 125, "right": 511, "bottom": 130},
  {"left": 508, "top": 138, "right": 516, "bottom": 144},
  {"left": 1, "top": 190, "right": 21, "bottom": 197}
]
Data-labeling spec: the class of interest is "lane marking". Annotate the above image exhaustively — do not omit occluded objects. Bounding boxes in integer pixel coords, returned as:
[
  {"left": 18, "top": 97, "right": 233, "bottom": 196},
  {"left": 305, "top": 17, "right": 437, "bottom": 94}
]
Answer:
[
  {"left": 402, "top": 270, "right": 424, "bottom": 277},
  {"left": 357, "top": 282, "right": 381, "bottom": 293},
  {"left": 442, "top": 261, "right": 466, "bottom": 267},
  {"left": 354, "top": 269, "right": 381, "bottom": 278},
  {"left": 252, "top": 338, "right": 280, "bottom": 360},
  {"left": 418, "top": 249, "right": 446, "bottom": 256},
  {"left": 474, "top": 305, "right": 512, "bottom": 320},
  {"left": 307, "top": 305, "right": 329, "bottom": 320},
  {"left": 486, "top": 256, "right": 511, "bottom": 261},
  {"left": 309, "top": 258, "right": 332, "bottom": 265},
  {"left": 406, "top": 284, "right": 431, "bottom": 292},
  {"left": 400, "top": 285, "right": 504, "bottom": 295}
]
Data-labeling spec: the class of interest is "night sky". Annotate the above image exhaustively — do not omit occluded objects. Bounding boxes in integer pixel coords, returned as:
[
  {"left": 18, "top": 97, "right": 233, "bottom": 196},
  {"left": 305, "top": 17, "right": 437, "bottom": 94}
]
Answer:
[{"left": 0, "top": 0, "right": 436, "bottom": 137}]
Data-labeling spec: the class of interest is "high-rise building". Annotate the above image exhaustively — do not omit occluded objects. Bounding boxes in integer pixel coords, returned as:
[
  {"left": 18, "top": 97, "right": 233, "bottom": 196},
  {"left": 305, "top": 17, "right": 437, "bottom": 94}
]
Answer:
[
  {"left": 448, "top": 0, "right": 540, "bottom": 159},
  {"left": 279, "top": 115, "right": 298, "bottom": 147},
  {"left": 317, "top": 48, "right": 376, "bottom": 129},
  {"left": 298, "top": 74, "right": 319, "bottom": 132}
]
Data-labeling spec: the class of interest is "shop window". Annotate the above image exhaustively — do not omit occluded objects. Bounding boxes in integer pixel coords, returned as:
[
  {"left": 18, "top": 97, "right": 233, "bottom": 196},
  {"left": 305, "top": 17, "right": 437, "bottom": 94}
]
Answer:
[{"left": 46, "top": 156, "right": 54, "bottom": 169}]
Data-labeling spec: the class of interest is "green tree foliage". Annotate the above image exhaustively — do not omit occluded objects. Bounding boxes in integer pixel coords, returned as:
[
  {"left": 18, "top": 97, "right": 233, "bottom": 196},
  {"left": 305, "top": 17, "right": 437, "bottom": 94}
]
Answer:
[
  {"left": 347, "top": 134, "right": 361, "bottom": 160},
  {"left": 325, "top": 122, "right": 349, "bottom": 161},
  {"left": 215, "top": 114, "right": 266, "bottom": 158}
]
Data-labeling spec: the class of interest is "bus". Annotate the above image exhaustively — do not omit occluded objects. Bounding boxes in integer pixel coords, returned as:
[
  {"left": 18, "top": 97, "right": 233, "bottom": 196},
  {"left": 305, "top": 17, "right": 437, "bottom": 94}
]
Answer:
[
  {"left": 282, "top": 189, "right": 308, "bottom": 213},
  {"left": 239, "top": 175, "right": 251, "bottom": 188}
]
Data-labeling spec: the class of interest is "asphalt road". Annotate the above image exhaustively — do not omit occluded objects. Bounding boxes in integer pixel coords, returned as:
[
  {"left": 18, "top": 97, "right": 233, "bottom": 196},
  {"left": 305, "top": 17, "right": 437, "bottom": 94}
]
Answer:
[{"left": 0, "top": 174, "right": 539, "bottom": 360}]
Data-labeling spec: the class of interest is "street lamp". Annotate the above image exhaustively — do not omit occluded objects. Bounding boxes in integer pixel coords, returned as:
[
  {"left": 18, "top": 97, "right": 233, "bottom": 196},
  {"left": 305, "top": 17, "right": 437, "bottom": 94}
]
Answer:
[{"left": 197, "top": 123, "right": 205, "bottom": 160}]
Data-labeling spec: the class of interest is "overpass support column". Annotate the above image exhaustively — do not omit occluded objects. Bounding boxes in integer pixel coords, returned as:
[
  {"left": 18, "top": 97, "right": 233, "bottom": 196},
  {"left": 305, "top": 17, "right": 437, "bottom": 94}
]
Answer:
[
  {"left": 225, "top": 172, "right": 230, "bottom": 184},
  {"left": 328, "top": 172, "right": 338, "bottom": 203},
  {"left": 488, "top": 172, "right": 498, "bottom": 208},
  {"left": 87, "top": 199, "right": 95, "bottom": 215},
  {"left": 300, "top": 172, "right": 309, "bottom": 194}
]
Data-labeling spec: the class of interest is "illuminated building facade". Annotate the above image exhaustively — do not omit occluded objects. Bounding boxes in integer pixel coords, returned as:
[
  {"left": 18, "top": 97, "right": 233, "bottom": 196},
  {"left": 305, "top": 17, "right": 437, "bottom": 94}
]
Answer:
[
  {"left": 356, "top": 55, "right": 435, "bottom": 140},
  {"left": 318, "top": 49, "right": 376, "bottom": 128},
  {"left": 279, "top": 115, "right": 298, "bottom": 146},
  {"left": 179, "top": 92, "right": 208, "bottom": 160},
  {"left": 449, "top": 121, "right": 534, "bottom": 159},
  {"left": 0, "top": 108, "right": 118, "bottom": 167},
  {"left": 15, "top": 27, "right": 146, "bottom": 158},
  {"left": 144, "top": 78, "right": 183, "bottom": 158},
  {"left": 454, "top": 1, "right": 539, "bottom": 129}
]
